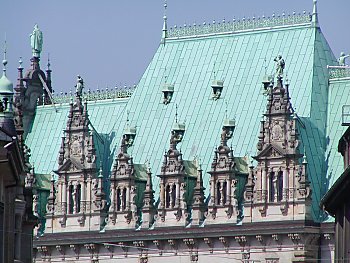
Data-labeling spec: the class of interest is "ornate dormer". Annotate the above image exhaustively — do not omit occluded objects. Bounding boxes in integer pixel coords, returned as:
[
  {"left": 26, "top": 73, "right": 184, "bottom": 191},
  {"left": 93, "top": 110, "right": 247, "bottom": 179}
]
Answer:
[
  {"left": 45, "top": 76, "right": 106, "bottom": 233},
  {"left": 106, "top": 129, "right": 138, "bottom": 229},
  {"left": 157, "top": 120, "right": 188, "bottom": 227},
  {"left": 141, "top": 163, "right": 156, "bottom": 228},
  {"left": 207, "top": 118, "right": 238, "bottom": 224},
  {"left": 244, "top": 58, "right": 312, "bottom": 223}
]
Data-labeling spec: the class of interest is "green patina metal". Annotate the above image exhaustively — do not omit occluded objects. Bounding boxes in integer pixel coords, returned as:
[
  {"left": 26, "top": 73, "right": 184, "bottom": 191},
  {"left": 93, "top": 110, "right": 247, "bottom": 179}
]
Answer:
[
  {"left": 26, "top": 16, "right": 338, "bottom": 222},
  {"left": 326, "top": 78, "right": 350, "bottom": 194}
]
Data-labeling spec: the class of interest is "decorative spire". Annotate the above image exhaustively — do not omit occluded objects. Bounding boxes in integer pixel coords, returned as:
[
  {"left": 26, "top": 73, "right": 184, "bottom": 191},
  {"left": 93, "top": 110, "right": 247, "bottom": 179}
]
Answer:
[
  {"left": 312, "top": 0, "right": 319, "bottom": 27},
  {"left": 141, "top": 161, "right": 156, "bottom": 228},
  {"left": 161, "top": 0, "right": 168, "bottom": 43},
  {"left": 191, "top": 158, "right": 206, "bottom": 226},
  {"left": 47, "top": 54, "right": 51, "bottom": 71},
  {"left": 2, "top": 39, "right": 7, "bottom": 76},
  {"left": 44, "top": 54, "right": 53, "bottom": 104}
]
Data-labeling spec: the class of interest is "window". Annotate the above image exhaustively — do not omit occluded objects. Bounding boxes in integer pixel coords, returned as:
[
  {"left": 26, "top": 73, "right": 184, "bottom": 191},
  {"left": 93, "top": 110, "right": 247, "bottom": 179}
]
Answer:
[
  {"left": 76, "top": 184, "right": 81, "bottom": 213},
  {"left": 165, "top": 185, "right": 171, "bottom": 208},
  {"left": 116, "top": 188, "right": 121, "bottom": 211},
  {"left": 68, "top": 185, "right": 74, "bottom": 214},
  {"left": 216, "top": 181, "right": 221, "bottom": 205},
  {"left": 269, "top": 172, "right": 275, "bottom": 202},
  {"left": 277, "top": 171, "right": 283, "bottom": 202}
]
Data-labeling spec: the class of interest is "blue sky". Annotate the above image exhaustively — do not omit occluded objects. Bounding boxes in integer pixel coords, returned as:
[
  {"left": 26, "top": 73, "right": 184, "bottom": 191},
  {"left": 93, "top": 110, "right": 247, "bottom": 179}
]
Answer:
[{"left": 0, "top": 0, "right": 349, "bottom": 93}]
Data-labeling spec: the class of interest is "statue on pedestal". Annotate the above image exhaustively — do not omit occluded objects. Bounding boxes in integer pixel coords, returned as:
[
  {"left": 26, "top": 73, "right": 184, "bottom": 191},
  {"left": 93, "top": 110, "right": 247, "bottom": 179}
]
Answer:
[{"left": 30, "top": 24, "right": 43, "bottom": 58}]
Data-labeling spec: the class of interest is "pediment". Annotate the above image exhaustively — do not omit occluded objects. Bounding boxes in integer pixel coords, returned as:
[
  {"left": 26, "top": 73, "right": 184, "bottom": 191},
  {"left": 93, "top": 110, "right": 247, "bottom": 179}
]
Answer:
[
  {"left": 255, "top": 143, "right": 286, "bottom": 159},
  {"left": 57, "top": 158, "right": 84, "bottom": 173}
]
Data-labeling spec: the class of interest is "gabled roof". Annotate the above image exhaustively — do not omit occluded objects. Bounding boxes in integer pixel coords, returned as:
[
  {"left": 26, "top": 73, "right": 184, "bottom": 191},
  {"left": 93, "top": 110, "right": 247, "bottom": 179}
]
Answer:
[{"left": 25, "top": 13, "right": 337, "bottom": 221}]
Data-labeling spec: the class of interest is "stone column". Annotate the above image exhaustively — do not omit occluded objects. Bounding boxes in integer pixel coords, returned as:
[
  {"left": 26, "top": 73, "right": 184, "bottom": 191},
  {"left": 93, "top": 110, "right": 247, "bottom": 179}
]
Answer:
[
  {"left": 282, "top": 169, "right": 288, "bottom": 201},
  {"left": 226, "top": 179, "right": 231, "bottom": 205},
  {"left": 62, "top": 181, "right": 67, "bottom": 214},
  {"left": 262, "top": 169, "right": 267, "bottom": 202},
  {"left": 126, "top": 187, "right": 130, "bottom": 209},
  {"left": 210, "top": 179, "right": 215, "bottom": 206},
  {"left": 175, "top": 182, "right": 180, "bottom": 208},
  {"left": 220, "top": 180, "right": 225, "bottom": 205},
  {"left": 109, "top": 184, "right": 115, "bottom": 212},
  {"left": 159, "top": 182, "right": 165, "bottom": 209},
  {"left": 81, "top": 181, "right": 86, "bottom": 212},
  {"left": 73, "top": 183, "right": 78, "bottom": 214},
  {"left": 86, "top": 178, "right": 91, "bottom": 211}
]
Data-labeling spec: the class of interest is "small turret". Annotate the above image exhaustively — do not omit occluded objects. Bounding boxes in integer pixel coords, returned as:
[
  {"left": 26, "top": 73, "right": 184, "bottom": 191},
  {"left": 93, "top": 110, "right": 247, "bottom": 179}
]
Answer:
[{"left": 0, "top": 47, "right": 16, "bottom": 136}]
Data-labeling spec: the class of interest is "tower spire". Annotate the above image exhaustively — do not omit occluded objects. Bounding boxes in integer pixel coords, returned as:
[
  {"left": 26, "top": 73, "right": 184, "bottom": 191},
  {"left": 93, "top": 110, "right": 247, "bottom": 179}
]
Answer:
[{"left": 312, "top": 0, "right": 319, "bottom": 27}]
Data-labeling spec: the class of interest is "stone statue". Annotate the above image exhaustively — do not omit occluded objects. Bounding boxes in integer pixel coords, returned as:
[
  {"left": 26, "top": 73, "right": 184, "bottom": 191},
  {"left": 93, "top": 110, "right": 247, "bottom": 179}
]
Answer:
[
  {"left": 75, "top": 75, "right": 84, "bottom": 96},
  {"left": 338, "top": 52, "right": 350, "bottom": 66},
  {"left": 30, "top": 24, "right": 43, "bottom": 58},
  {"left": 274, "top": 55, "right": 285, "bottom": 77}
]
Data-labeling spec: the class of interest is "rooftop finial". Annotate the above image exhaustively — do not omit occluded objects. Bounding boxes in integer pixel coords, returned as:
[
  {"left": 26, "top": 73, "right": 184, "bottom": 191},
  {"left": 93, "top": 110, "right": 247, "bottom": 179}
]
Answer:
[
  {"left": 2, "top": 38, "right": 7, "bottom": 76},
  {"left": 175, "top": 104, "right": 178, "bottom": 123},
  {"left": 303, "top": 150, "right": 307, "bottom": 164},
  {"left": 99, "top": 161, "right": 103, "bottom": 178},
  {"left": 164, "top": 67, "right": 167, "bottom": 83},
  {"left": 47, "top": 53, "right": 51, "bottom": 70},
  {"left": 312, "top": 0, "right": 319, "bottom": 27},
  {"left": 18, "top": 56, "right": 23, "bottom": 69},
  {"left": 161, "top": 0, "right": 168, "bottom": 42},
  {"left": 213, "top": 62, "right": 216, "bottom": 80},
  {"left": 126, "top": 110, "right": 130, "bottom": 126}
]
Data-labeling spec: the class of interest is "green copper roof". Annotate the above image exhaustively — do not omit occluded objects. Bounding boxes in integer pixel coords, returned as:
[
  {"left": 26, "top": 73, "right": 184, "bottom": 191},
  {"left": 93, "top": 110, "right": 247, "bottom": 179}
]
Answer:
[
  {"left": 26, "top": 19, "right": 337, "bottom": 222},
  {"left": 25, "top": 98, "right": 130, "bottom": 177},
  {"left": 326, "top": 72, "right": 350, "bottom": 191},
  {"left": 0, "top": 72, "right": 13, "bottom": 94}
]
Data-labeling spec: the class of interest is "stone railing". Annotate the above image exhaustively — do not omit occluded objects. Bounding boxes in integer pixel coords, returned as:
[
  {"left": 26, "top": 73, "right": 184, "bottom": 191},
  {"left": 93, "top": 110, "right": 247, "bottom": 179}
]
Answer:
[
  {"left": 50, "top": 86, "right": 136, "bottom": 105},
  {"left": 328, "top": 66, "right": 350, "bottom": 80},
  {"left": 167, "top": 13, "right": 311, "bottom": 39}
]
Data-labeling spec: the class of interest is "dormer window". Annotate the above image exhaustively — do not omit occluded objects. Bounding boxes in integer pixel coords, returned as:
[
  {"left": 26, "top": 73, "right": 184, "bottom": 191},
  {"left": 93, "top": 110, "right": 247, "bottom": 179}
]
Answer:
[
  {"left": 162, "top": 83, "right": 174, "bottom": 105},
  {"left": 123, "top": 126, "right": 137, "bottom": 147},
  {"left": 211, "top": 80, "right": 223, "bottom": 100}
]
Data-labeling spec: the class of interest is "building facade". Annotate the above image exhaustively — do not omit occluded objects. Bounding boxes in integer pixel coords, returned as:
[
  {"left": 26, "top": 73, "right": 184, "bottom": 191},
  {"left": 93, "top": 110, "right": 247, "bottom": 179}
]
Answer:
[
  {"left": 3, "top": 1, "right": 349, "bottom": 262},
  {"left": 0, "top": 50, "right": 37, "bottom": 262}
]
